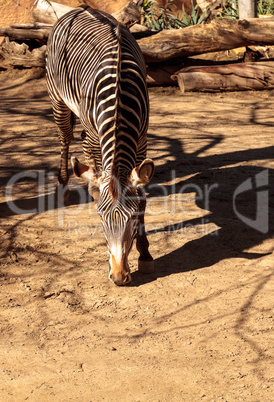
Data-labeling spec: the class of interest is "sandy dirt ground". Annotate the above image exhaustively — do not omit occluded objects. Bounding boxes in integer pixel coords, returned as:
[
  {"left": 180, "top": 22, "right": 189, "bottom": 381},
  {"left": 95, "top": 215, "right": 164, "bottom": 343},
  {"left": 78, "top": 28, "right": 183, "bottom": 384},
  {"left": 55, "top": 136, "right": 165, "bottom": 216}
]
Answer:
[{"left": 0, "top": 68, "right": 273, "bottom": 401}]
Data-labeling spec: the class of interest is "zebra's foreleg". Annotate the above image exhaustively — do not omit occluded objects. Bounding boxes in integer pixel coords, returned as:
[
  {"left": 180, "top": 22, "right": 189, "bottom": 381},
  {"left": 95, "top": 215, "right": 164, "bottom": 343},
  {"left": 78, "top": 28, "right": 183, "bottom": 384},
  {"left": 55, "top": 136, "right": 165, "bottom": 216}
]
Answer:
[
  {"left": 82, "top": 134, "right": 99, "bottom": 201},
  {"left": 55, "top": 141, "right": 71, "bottom": 203},
  {"left": 136, "top": 191, "right": 154, "bottom": 273},
  {"left": 52, "top": 103, "right": 74, "bottom": 203},
  {"left": 82, "top": 133, "right": 96, "bottom": 169}
]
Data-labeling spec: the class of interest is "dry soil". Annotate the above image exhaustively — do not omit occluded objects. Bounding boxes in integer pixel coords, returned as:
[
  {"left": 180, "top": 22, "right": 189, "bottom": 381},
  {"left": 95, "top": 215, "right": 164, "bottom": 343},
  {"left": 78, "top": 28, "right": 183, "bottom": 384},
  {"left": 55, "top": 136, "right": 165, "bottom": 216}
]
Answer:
[{"left": 0, "top": 68, "right": 273, "bottom": 401}]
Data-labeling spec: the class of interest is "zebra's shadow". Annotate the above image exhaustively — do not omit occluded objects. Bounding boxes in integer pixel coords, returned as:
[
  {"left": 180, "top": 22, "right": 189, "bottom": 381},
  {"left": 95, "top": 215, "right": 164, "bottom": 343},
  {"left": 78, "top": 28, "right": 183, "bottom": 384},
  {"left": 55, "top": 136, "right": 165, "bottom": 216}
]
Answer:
[
  {"left": 131, "top": 164, "right": 273, "bottom": 287},
  {"left": 0, "top": 183, "right": 92, "bottom": 219}
]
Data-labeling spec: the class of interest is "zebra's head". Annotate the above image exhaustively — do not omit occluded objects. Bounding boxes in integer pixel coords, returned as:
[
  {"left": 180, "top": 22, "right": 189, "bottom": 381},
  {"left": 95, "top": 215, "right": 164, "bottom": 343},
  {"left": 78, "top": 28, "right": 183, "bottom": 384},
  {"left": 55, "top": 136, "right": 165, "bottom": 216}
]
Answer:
[{"left": 71, "top": 157, "right": 154, "bottom": 285}]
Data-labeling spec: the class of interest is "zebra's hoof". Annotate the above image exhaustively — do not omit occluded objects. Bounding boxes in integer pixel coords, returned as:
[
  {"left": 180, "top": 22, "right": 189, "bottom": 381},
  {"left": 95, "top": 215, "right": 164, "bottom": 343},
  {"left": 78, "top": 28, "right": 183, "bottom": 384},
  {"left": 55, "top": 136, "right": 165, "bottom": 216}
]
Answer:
[
  {"left": 138, "top": 259, "right": 154, "bottom": 274},
  {"left": 55, "top": 184, "right": 69, "bottom": 205},
  {"left": 63, "top": 189, "right": 70, "bottom": 204}
]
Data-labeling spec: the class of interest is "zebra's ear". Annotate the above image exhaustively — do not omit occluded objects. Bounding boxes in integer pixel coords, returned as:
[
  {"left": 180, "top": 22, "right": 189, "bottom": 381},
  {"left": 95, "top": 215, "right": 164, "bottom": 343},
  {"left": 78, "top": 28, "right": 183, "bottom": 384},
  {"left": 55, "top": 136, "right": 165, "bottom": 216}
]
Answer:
[
  {"left": 130, "top": 159, "right": 155, "bottom": 186},
  {"left": 71, "top": 156, "right": 101, "bottom": 185}
]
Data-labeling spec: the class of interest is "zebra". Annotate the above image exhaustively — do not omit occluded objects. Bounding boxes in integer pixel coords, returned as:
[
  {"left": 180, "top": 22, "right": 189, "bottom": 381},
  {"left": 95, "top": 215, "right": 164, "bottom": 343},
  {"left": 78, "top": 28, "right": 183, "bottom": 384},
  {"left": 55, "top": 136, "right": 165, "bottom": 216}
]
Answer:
[{"left": 46, "top": 5, "right": 155, "bottom": 285}]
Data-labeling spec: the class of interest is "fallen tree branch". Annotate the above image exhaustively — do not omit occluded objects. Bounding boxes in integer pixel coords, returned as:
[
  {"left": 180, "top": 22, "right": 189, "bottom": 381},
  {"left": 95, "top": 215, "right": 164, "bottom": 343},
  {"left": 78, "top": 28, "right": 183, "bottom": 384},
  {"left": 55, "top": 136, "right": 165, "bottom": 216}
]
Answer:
[
  {"left": 0, "top": 39, "right": 46, "bottom": 68},
  {"left": 31, "top": 1, "right": 73, "bottom": 25},
  {"left": 137, "top": 17, "right": 274, "bottom": 62},
  {"left": 0, "top": 23, "right": 153, "bottom": 43},
  {"left": 0, "top": 27, "right": 51, "bottom": 42},
  {"left": 4, "top": 6, "right": 274, "bottom": 64},
  {"left": 10, "top": 22, "right": 53, "bottom": 29},
  {"left": 172, "top": 61, "right": 274, "bottom": 92},
  {"left": 112, "top": 1, "right": 142, "bottom": 27}
]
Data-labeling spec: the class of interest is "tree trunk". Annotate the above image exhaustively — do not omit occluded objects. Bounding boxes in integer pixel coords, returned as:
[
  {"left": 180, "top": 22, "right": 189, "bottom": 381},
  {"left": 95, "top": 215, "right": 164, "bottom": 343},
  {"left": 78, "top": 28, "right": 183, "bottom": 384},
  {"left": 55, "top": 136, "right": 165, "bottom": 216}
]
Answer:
[
  {"left": 0, "top": 27, "right": 51, "bottom": 42},
  {"left": 173, "top": 61, "right": 274, "bottom": 92},
  {"left": 4, "top": 17, "right": 274, "bottom": 63},
  {"left": 31, "top": 1, "right": 73, "bottom": 25},
  {"left": 238, "top": 0, "right": 257, "bottom": 19},
  {"left": 112, "top": 1, "right": 142, "bottom": 27},
  {"left": 137, "top": 17, "right": 274, "bottom": 62}
]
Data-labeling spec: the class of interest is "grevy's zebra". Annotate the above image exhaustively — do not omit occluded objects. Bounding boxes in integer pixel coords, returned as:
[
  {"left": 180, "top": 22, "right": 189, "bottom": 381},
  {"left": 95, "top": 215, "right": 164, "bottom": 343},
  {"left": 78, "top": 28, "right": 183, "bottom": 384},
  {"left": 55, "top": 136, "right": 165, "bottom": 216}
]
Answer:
[{"left": 46, "top": 5, "right": 155, "bottom": 285}]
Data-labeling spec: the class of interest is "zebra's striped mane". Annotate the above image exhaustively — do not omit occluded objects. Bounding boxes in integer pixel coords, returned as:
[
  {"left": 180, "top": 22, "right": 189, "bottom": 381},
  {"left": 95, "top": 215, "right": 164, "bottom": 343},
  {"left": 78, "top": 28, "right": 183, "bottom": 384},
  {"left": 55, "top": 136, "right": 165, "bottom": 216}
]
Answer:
[
  {"left": 110, "top": 20, "right": 122, "bottom": 200},
  {"left": 79, "top": 5, "right": 118, "bottom": 27},
  {"left": 80, "top": 5, "right": 123, "bottom": 200}
]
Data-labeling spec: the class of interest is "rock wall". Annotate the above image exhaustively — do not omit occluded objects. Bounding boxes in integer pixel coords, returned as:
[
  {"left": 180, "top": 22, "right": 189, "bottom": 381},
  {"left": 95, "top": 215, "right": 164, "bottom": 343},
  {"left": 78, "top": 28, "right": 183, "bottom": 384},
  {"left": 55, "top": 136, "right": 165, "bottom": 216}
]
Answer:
[
  {"left": 0, "top": 0, "right": 34, "bottom": 27},
  {"left": 83, "top": 0, "right": 197, "bottom": 15},
  {"left": 0, "top": 0, "right": 197, "bottom": 28}
]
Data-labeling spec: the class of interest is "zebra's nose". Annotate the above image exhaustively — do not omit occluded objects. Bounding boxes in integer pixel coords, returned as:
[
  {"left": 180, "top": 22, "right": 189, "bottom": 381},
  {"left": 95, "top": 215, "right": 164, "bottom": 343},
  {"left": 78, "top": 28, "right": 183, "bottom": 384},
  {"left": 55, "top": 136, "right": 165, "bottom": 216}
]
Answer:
[
  {"left": 109, "top": 272, "right": 131, "bottom": 286},
  {"left": 123, "top": 273, "right": 131, "bottom": 284}
]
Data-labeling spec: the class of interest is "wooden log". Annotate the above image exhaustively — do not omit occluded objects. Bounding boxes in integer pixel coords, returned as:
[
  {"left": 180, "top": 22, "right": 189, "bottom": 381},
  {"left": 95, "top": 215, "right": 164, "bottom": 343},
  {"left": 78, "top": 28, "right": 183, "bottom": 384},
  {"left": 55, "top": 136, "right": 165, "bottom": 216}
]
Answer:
[
  {"left": 0, "top": 27, "right": 51, "bottom": 42},
  {"left": 0, "top": 24, "right": 154, "bottom": 43},
  {"left": 129, "top": 25, "right": 158, "bottom": 40},
  {"left": 32, "top": 1, "right": 73, "bottom": 25},
  {"left": 173, "top": 61, "right": 274, "bottom": 92},
  {"left": 112, "top": 1, "right": 142, "bottom": 27},
  {"left": 32, "top": 0, "right": 142, "bottom": 27},
  {"left": 137, "top": 17, "right": 274, "bottom": 63},
  {"left": 6, "top": 4, "right": 274, "bottom": 65},
  {"left": 0, "top": 39, "right": 46, "bottom": 68},
  {"left": 7, "top": 17, "right": 274, "bottom": 61},
  {"left": 10, "top": 23, "right": 53, "bottom": 29},
  {"left": 129, "top": 23, "right": 150, "bottom": 33}
]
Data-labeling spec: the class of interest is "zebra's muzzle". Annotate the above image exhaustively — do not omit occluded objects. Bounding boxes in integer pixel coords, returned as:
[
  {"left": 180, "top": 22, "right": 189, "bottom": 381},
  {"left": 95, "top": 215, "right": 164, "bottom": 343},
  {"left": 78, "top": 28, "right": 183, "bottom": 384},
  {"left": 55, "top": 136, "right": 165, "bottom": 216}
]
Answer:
[
  {"left": 108, "top": 255, "right": 131, "bottom": 286},
  {"left": 109, "top": 272, "right": 131, "bottom": 286}
]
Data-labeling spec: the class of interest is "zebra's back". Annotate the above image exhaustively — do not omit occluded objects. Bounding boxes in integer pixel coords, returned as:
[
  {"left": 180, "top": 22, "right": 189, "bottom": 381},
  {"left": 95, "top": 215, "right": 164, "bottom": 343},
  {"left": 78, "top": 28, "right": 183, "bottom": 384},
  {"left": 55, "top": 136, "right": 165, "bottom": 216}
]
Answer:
[{"left": 46, "top": 6, "right": 149, "bottom": 172}]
